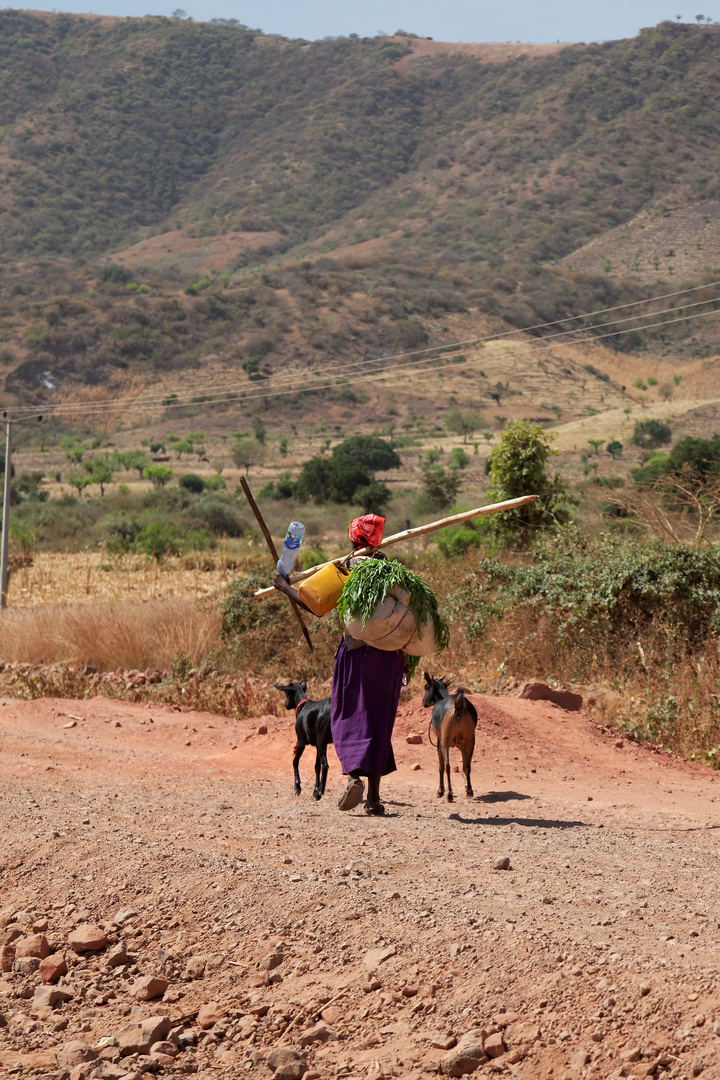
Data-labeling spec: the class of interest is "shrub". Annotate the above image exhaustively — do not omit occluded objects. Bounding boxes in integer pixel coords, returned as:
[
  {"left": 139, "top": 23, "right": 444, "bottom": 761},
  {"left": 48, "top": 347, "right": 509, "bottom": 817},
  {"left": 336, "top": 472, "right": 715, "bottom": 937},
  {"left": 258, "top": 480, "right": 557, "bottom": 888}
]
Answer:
[
  {"left": 417, "top": 465, "right": 462, "bottom": 514},
  {"left": 137, "top": 520, "right": 182, "bottom": 560},
  {"left": 331, "top": 435, "right": 401, "bottom": 472},
  {"left": 144, "top": 465, "right": 173, "bottom": 488},
  {"left": 192, "top": 495, "right": 244, "bottom": 537},
  {"left": 630, "top": 419, "right": 672, "bottom": 450},
  {"left": 179, "top": 473, "right": 206, "bottom": 494},
  {"left": 449, "top": 447, "right": 470, "bottom": 470}
]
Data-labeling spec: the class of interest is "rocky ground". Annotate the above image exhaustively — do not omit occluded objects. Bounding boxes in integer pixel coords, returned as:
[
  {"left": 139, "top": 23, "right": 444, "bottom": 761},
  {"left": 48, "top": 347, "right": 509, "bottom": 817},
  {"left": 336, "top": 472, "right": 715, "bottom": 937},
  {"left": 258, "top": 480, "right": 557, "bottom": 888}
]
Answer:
[{"left": 1, "top": 687, "right": 720, "bottom": 1080}]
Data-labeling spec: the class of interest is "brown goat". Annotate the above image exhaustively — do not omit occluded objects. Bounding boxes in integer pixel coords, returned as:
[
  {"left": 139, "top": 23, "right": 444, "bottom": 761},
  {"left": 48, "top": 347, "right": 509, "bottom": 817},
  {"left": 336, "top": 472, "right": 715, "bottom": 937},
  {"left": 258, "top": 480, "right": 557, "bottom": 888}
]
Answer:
[{"left": 422, "top": 672, "right": 478, "bottom": 802}]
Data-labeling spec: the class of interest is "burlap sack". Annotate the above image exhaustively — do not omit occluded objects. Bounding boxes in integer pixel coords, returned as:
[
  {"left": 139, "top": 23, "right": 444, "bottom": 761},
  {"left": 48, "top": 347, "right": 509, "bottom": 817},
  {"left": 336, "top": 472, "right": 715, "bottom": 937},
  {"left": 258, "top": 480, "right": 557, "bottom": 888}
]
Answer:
[{"left": 344, "top": 585, "right": 437, "bottom": 656}]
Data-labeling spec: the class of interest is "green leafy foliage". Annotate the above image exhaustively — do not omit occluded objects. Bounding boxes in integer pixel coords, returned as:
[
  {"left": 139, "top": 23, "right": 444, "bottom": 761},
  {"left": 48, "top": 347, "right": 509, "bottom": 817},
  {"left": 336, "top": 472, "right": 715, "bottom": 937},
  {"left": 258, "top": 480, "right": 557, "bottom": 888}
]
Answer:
[
  {"left": 630, "top": 419, "right": 673, "bottom": 450},
  {"left": 331, "top": 436, "right": 400, "bottom": 472},
  {"left": 337, "top": 558, "right": 449, "bottom": 677},
  {"left": 485, "top": 421, "right": 575, "bottom": 547}
]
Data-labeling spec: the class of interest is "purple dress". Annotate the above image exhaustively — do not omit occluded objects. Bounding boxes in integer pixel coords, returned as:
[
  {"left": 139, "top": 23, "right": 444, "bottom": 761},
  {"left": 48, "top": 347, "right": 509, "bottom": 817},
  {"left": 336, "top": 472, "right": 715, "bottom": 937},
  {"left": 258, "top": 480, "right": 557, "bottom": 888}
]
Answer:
[{"left": 330, "top": 638, "right": 405, "bottom": 776}]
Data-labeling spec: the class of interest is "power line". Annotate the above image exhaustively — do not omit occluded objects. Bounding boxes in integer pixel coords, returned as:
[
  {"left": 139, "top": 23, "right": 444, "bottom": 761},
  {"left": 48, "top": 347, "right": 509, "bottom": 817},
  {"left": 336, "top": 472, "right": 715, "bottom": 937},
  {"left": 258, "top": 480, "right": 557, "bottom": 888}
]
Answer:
[{"left": 9, "top": 282, "right": 720, "bottom": 420}]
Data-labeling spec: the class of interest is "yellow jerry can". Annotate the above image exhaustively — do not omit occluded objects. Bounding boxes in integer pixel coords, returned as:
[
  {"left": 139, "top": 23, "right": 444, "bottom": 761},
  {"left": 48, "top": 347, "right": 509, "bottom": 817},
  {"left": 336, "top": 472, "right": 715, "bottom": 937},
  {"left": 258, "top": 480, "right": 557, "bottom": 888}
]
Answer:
[{"left": 297, "top": 562, "right": 350, "bottom": 617}]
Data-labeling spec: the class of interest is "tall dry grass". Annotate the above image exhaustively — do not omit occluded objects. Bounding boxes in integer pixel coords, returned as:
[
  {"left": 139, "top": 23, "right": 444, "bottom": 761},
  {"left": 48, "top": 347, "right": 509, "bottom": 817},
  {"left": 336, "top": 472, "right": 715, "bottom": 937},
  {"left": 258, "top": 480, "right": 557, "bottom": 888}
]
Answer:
[{"left": 0, "top": 596, "right": 220, "bottom": 670}]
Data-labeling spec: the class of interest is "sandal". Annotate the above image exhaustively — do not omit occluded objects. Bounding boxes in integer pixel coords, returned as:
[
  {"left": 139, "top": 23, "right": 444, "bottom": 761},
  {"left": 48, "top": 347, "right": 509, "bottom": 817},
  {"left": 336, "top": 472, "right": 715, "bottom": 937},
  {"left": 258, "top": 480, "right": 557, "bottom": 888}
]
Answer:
[
  {"left": 364, "top": 802, "right": 385, "bottom": 816},
  {"left": 338, "top": 777, "right": 364, "bottom": 811}
]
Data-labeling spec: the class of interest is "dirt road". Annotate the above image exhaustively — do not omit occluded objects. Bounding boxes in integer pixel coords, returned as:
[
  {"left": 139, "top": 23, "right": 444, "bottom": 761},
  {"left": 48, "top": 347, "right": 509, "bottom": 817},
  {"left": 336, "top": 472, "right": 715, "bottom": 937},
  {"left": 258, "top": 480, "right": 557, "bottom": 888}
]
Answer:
[{"left": 1, "top": 690, "right": 719, "bottom": 1080}]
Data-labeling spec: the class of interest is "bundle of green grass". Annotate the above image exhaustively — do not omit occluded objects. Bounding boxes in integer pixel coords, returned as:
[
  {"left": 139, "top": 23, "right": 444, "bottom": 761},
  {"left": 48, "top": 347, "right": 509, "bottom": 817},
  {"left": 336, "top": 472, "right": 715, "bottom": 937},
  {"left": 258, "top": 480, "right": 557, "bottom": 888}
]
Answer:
[{"left": 337, "top": 559, "right": 449, "bottom": 678}]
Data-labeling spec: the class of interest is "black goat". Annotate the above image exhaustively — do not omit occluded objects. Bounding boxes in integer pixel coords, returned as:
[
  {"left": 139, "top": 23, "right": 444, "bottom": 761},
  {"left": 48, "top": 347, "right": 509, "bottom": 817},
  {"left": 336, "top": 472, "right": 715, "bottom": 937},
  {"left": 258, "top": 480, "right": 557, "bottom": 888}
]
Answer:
[
  {"left": 275, "top": 681, "right": 332, "bottom": 801},
  {"left": 422, "top": 672, "right": 478, "bottom": 803}
]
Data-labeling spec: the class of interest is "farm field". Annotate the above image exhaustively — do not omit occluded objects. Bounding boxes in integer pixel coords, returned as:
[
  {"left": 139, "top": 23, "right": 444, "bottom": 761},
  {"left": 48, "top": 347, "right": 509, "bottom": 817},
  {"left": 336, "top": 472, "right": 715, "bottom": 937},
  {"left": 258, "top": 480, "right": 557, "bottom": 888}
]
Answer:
[{"left": 0, "top": 689, "right": 719, "bottom": 1080}]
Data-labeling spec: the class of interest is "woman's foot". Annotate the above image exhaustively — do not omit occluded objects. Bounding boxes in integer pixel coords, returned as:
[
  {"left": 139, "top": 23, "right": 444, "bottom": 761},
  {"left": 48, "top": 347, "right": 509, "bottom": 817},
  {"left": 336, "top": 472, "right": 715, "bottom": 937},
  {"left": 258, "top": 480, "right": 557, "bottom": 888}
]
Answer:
[
  {"left": 364, "top": 801, "right": 385, "bottom": 815},
  {"left": 338, "top": 776, "right": 364, "bottom": 811},
  {"left": 364, "top": 772, "right": 384, "bottom": 814}
]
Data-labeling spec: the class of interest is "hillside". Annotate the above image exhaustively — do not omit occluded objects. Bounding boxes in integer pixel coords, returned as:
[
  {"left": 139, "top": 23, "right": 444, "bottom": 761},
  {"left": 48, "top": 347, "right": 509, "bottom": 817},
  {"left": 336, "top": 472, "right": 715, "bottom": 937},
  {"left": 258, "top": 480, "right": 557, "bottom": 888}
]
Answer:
[{"left": 0, "top": 13, "right": 719, "bottom": 433}]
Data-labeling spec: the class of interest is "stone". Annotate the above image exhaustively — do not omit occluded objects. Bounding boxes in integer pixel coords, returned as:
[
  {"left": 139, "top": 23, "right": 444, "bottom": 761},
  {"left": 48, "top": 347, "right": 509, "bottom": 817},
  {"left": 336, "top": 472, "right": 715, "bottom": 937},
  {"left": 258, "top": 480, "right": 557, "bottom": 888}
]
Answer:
[
  {"left": 455, "top": 1030, "right": 488, "bottom": 1059},
  {"left": 129, "top": 975, "right": 168, "bottom": 1000},
  {"left": 519, "top": 681, "right": 582, "bottom": 711},
  {"left": 483, "top": 1032, "right": 506, "bottom": 1059},
  {"left": 362, "top": 978, "right": 382, "bottom": 992},
  {"left": 106, "top": 943, "right": 129, "bottom": 968},
  {"left": 0, "top": 944, "right": 15, "bottom": 972},
  {"left": 197, "top": 1003, "right": 224, "bottom": 1030},
  {"left": 266, "top": 1046, "right": 308, "bottom": 1080},
  {"left": 431, "top": 1034, "right": 457, "bottom": 1050},
  {"left": 40, "top": 951, "right": 68, "bottom": 984},
  {"left": 493, "top": 857, "right": 511, "bottom": 871},
  {"left": 116, "top": 1015, "right": 171, "bottom": 1056},
  {"left": 33, "top": 984, "right": 74, "bottom": 1010},
  {"left": 570, "top": 1050, "right": 591, "bottom": 1072},
  {"left": 321, "top": 1005, "right": 342, "bottom": 1024},
  {"left": 492, "top": 1012, "right": 520, "bottom": 1027},
  {"left": 504, "top": 1022, "right": 540, "bottom": 1047},
  {"left": 363, "top": 945, "right": 396, "bottom": 971},
  {"left": 406, "top": 734, "right": 423, "bottom": 744},
  {"left": 15, "top": 933, "right": 52, "bottom": 959},
  {"left": 151, "top": 1051, "right": 176, "bottom": 1067},
  {"left": 441, "top": 1050, "right": 488, "bottom": 1076},
  {"left": 57, "top": 1042, "right": 98, "bottom": 1068},
  {"left": 68, "top": 924, "right": 108, "bottom": 952},
  {"left": 259, "top": 950, "right": 284, "bottom": 971},
  {"left": 0, "top": 911, "right": 13, "bottom": 928},
  {"left": 257, "top": 725, "right": 268, "bottom": 735},
  {"left": 113, "top": 908, "right": 138, "bottom": 926},
  {"left": 298, "top": 1021, "right": 336, "bottom": 1046},
  {"left": 185, "top": 954, "right": 206, "bottom": 978},
  {"left": 149, "top": 1040, "right": 177, "bottom": 1058}
]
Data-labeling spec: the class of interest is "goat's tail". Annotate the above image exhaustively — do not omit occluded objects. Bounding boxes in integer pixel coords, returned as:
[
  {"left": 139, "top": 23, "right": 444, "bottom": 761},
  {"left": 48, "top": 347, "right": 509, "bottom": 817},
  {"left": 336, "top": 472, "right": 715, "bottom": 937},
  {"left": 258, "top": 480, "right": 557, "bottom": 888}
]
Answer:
[
  {"left": 427, "top": 719, "right": 437, "bottom": 748},
  {"left": 454, "top": 688, "right": 478, "bottom": 725}
]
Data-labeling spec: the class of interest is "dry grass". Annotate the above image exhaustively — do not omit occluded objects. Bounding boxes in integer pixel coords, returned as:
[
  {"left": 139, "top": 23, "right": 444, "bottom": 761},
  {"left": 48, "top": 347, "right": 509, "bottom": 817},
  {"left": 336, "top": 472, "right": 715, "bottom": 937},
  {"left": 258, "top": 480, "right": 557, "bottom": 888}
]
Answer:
[
  {"left": 6, "top": 551, "right": 240, "bottom": 607},
  {"left": 0, "top": 595, "right": 220, "bottom": 670}
]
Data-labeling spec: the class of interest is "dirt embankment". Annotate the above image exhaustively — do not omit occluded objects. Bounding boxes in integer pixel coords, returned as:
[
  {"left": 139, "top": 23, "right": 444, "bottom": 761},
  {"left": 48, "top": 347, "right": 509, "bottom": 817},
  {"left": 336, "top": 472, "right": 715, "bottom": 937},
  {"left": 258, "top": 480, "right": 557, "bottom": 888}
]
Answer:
[{"left": 1, "top": 690, "right": 719, "bottom": 1080}]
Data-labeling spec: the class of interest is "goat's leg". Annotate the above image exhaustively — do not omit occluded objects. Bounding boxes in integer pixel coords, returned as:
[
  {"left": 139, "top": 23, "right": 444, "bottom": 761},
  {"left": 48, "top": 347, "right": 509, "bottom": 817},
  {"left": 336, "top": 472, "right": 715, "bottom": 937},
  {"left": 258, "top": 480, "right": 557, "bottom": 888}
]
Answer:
[
  {"left": 312, "top": 745, "right": 323, "bottom": 801},
  {"left": 444, "top": 747, "right": 454, "bottom": 803},
  {"left": 292, "top": 739, "right": 306, "bottom": 796},
  {"left": 437, "top": 744, "right": 445, "bottom": 798},
  {"left": 463, "top": 744, "right": 474, "bottom": 797},
  {"left": 319, "top": 744, "right": 329, "bottom": 796}
]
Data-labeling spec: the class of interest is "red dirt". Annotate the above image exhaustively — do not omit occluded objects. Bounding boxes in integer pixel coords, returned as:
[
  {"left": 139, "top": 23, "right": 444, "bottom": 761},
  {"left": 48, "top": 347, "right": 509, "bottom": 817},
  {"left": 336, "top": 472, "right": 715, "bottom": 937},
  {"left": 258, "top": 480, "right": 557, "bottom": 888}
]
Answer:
[{"left": 1, "top": 690, "right": 719, "bottom": 1078}]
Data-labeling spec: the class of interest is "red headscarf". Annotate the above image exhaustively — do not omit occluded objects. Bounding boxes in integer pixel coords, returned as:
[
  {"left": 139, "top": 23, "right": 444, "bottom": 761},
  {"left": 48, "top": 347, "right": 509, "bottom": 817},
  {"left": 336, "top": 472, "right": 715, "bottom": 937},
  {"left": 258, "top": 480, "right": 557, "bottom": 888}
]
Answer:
[{"left": 348, "top": 514, "right": 385, "bottom": 549}]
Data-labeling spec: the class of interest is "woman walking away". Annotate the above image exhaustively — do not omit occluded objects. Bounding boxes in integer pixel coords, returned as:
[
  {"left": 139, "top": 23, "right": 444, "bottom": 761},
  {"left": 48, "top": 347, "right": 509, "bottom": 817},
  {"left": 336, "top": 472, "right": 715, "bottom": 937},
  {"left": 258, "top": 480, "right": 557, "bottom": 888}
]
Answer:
[
  {"left": 274, "top": 514, "right": 403, "bottom": 815},
  {"left": 274, "top": 513, "right": 447, "bottom": 815}
]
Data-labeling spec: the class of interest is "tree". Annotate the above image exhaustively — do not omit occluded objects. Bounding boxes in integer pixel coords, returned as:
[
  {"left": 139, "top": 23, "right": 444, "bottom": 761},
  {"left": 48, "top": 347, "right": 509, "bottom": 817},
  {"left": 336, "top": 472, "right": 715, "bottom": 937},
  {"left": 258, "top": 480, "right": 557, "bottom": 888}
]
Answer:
[
  {"left": 587, "top": 439, "right": 605, "bottom": 456},
  {"left": 607, "top": 440, "right": 624, "bottom": 460},
  {"left": 144, "top": 465, "right": 173, "bottom": 488},
  {"left": 449, "top": 447, "right": 470, "bottom": 470},
  {"left": 445, "top": 408, "right": 482, "bottom": 444},
  {"left": 84, "top": 456, "right": 114, "bottom": 496},
  {"left": 419, "top": 465, "right": 462, "bottom": 513},
  {"left": 253, "top": 418, "right": 267, "bottom": 444},
  {"left": 332, "top": 435, "right": 401, "bottom": 472},
  {"left": 630, "top": 419, "right": 672, "bottom": 450},
  {"left": 179, "top": 473, "right": 205, "bottom": 493},
  {"left": 116, "top": 449, "right": 148, "bottom": 477},
  {"left": 355, "top": 481, "right": 392, "bottom": 515},
  {"left": 231, "top": 437, "right": 265, "bottom": 475},
  {"left": 68, "top": 472, "right": 91, "bottom": 497},
  {"left": 278, "top": 437, "right": 289, "bottom": 457},
  {"left": 485, "top": 420, "right": 575, "bottom": 547}
]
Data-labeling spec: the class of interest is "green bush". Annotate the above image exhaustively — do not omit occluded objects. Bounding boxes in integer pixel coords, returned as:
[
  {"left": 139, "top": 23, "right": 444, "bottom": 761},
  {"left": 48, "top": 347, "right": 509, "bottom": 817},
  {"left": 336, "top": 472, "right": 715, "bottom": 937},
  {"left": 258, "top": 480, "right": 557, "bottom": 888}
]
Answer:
[
  {"left": 137, "top": 520, "right": 181, "bottom": 560},
  {"left": 179, "top": 473, "right": 206, "bottom": 493},
  {"left": 630, "top": 419, "right": 672, "bottom": 450}
]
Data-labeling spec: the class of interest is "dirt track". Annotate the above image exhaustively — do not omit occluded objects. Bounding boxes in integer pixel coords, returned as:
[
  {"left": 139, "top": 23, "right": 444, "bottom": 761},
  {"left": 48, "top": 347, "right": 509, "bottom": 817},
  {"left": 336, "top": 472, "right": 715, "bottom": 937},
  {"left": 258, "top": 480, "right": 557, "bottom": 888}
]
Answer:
[{"left": 1, "top": 690, "right": 720, "bottom": 1080}]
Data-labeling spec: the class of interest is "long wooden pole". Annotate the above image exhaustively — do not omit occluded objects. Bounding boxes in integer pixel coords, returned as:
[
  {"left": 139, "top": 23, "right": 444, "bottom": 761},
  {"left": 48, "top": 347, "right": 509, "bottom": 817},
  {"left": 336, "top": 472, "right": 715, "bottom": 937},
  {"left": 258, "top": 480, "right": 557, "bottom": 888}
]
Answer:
[
  {"left": 239, "top": 477, "right": 313, "bottom": 652},
  {"left": 253, "top": 493, "right": 538, "bottom": 599}
]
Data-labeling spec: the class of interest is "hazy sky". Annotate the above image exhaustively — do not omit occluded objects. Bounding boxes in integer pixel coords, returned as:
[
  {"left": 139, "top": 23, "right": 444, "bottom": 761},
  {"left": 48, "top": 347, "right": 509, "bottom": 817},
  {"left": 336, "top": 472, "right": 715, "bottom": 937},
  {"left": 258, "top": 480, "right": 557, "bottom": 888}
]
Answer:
[{"left": 14, "top": 2, "right": 718, "bottom": 43}]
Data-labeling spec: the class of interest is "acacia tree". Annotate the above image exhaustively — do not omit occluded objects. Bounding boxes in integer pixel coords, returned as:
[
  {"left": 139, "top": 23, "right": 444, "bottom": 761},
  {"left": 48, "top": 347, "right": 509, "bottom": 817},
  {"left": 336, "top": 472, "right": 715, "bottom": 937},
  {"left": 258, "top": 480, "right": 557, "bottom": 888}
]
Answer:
[
  {"left": 445, "top": 408, "right": 482, "bottom": 444},
  {"left": 231, "top": 437, "right": 265, "bottom": 475},
  {"left": 486, "top": 421, "right": 575, "bottom": 547}
]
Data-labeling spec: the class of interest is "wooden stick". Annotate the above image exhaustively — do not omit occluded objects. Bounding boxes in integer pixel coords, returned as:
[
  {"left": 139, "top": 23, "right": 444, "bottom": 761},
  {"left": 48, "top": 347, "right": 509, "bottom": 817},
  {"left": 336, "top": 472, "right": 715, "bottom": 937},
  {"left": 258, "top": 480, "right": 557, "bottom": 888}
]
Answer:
[
  {"left": 239, "top": 477, "right": 313, "bottom": 652},
  {"left": 253, "top": 494, "right": 539, "bottom": 599}
]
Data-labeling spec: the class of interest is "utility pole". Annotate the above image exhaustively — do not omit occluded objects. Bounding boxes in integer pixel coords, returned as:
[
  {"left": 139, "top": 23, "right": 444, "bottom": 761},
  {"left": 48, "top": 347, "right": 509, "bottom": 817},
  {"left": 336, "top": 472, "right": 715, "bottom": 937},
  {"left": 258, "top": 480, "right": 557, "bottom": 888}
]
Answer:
[{"left": 0, "top": 411, "right": 43, "bottom": 610}]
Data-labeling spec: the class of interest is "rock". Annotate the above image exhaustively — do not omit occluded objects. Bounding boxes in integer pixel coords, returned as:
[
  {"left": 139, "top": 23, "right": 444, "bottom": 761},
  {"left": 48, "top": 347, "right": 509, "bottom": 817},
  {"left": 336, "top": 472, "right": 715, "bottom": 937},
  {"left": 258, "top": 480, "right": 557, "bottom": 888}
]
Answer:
[
  {"left": 129, "top": 974, "right": 168, "bottom": 1000},
  {"left": 0, "top": 911, "right": 13, "bottom": 928},
  {"left": 402, "top": 985, "right": 418, "bottom": 997},
  {"left": 15, "top": 933, "right": 52, "bottom": 959},
  {"left": 519, "top": 681, "right": 582, "bottom": 711},
  {"left": 363, "top": 945, "right": 396, "bottom": 971},
  {"left": 411, "top": 763, "right": 421, "bottom": 771},
  {"left": 321, "top": 1005, "right": 342, "bottom": 1024},
  {"left": 266, "top": 1046, "right": 308, "bottom": 1080},
  {"left": 257, "top": 724, "right": 268, "bottom": 735},
  {"left": 149, "top": 1039, "right": 177, "bottom": 1058},
  {"left": 362, "top": 978, "right": 382, "bottom": 992},
  {"left": 570, "top": 1050, "right": 591, "bottom": 1072},
  {"left": 441, "top": 1050, "right": 488, "bottom": 1076},
  {"left": 33, "top": 984, "right": 74, "bottom": 1009},
  {"left": 68, "top": 924, "right": 108, "bottom": 952},
  {"left": 13, "top": 955, "right": 40, "bottom": 974},
  {"left": 492, "top": 1012, "right": 520, "bottom": 1027},
  {"left": 116, "top": 1015, "right": 171, "bottom": 1056},
  {"left": 504, "top": 1022, "right": 540, "bottom": 1046},
  {"left": 432, "top": 1034, "right": 457, "bottom": 1050},
  {"left": 406, "top": 734, "right": 423, "bottom": 744},
  {"left": 0, "top": 944, "right": 15, "bottom": 972},
  {"left": 197, "top": 1003, "right": 224, "bottom": 1030},
  {"left": 106, "top": 943, "right": 129, "bottom": 969},
  {"left": 622, "top": 1048, "right": 642, "bottom": 1063},
  {"left": 493, "top": 857, "right": 511, "bottom": 871},
  {"left": 483, "top": 1032, "right": 506, "bottom": 1058},
  {"left": 113, "top": 908, "right": 138, "bottom": 926},
  {"left": 151, "top": 1051, "right": 177, "bottom": 1067},
  {"left": 455, "top": 1030, "right": 488, "bottom": 1058},
  {"left": 185, "top": 954, "right": 206, "bottom": 978},
  {"left": 57, "top": 1042, "right": 98, "bottom": 1068},
  {"left": 298, "top": 1022, "right": 336, "bottom": 1046},
  {"left": 39, "top": 951, "right": 68, "bottom": 984},
  {"left": 259, "top": 950, "right": 284, "bottom": 971}
]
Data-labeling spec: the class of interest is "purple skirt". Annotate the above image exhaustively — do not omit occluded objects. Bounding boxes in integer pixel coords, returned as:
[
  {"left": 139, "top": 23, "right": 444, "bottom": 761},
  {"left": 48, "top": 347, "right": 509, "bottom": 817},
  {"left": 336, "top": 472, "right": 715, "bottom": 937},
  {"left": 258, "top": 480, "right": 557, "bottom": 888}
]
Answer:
[{"left": 330, "top": 639, "right": 405, "bottom": 776}]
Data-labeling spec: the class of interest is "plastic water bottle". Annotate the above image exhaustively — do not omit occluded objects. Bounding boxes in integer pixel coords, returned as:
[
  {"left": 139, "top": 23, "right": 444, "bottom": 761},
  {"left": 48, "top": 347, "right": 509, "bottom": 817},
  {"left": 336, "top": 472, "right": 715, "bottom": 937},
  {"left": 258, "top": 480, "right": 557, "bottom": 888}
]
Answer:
[{"left": 277, "top": 521, "right": 305, "bottom": 575}]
